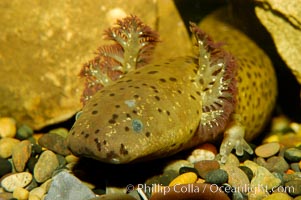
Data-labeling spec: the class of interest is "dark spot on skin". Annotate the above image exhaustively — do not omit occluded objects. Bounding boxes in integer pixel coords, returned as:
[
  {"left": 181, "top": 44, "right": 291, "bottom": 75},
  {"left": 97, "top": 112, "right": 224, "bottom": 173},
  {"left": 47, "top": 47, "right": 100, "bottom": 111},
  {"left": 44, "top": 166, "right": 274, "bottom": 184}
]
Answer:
[
  {"left": 166, "top": 110, "right": 170, "bottom": 116},
  {"left": 154, "top": 96, "right": 160, "bottom": 101},
  {"left": 85, "top": 133, "right": 89, "bottom": 138},
  {"left": 95, "top": 129, "right": 100, "bottom": 134},
  {"left": 120, "top": 144, "right": 128, "bottom": 155},
  {"left": 196, "top": 91, "right": 201, "bottom": 96},
  {"left": 103, "top": 140, "right": 107, "bottom": 145},
  {"left": 159, "top": 78, "right": 166, "bottom": 83},
  {"left": 154, "top": 89, "right": 159, "bottom": 93},
  {"left": 71, "top": 131, "right": 75, "bottom": 136},
  {"left": 132, "top": 110, "right": 138, "bottom": 114},
  {"left": 93, "top": 103, "right": 98, "bottom": 107},
  {"left": 142, "top": 83, "right": 148, "bottom": 86},
  {"left": 157, "top": 108, "right": 162, "bottom": 113},
  {"left": 190, "top": 129, "right": 193, "bottom": 134},
  {"left": 109, "top": 93, "right": 115, "bottom": 96},
  {"left": 169, "top": 77, "right": 177, "bottom": 82},
  {"left": 196, "top": 110, "right": 200, "bottom": 114},
  {"left": 134, "top": 86, "right": 140, "bottom": 89},
  {"left": 177, "top": 90, "right": 182, "bottom": 94},
  {"left": 112, "top": 114, "right": 118, "bottom": 120},
  {"left": 134, "top": 94, "right": 139, "bottom": 98},
  {"left": 94, "top": 138, "right": 101, "bottom": 152},
  {"left": 135, "top": 71, "right": 141, "bottom": 74},
  {"left": 125, "top": 126, "right": 130, "bottom": 131},
  {"left": 190, "top": 79, "right": 196, "bottom": 83},
  {"left": 171, "top": 143, "right": 176, "bottom": 147},
  {"left": 126, "top": 79, "right": 132, "bottom": 82},
  {"left": 81, "top": 131, "right": 84, "bottom": 135},
  {"left": 154, "top": 64, "right": 160, "bottom": 66},
  {"left": 92, "top": 110, "right": 98, "bottom": 115},
  {"left": 120, "top": 87, "right": 125, "bottom": 90},
  {"left": 150, "top": 86, "right": 157, "bottom": 90},
  {"left": 126, "top": 113, "right": 131, "bottom": 118},
  {"left": 148, "top": 71, "right": 158, "bottom": 74},
  {"left": 193, "top": 69, "right": 198, "bottom": 74},
  {"left": 128, "top": 85, "right": 133, "bottom": 88},
  {"left": 190, "top": 95, "right": 196, "bottom": 100},
  {"left": 132, "top": 119, "right": 143, "bottom": 132},
  {"left": 115, "top": 105, "right": 120, "bottom": 108},
  {"left": 199, "top": 78, "right": 204, "bottom": 85},
  {"left": 145, "top": 132, "right": 150, "bottom": 137},
  {"left": 108, "top": 119, "right": 116, "bottom": 124},
  {"left": 164, "top": 62, "right": 170, "bottom": 65}
]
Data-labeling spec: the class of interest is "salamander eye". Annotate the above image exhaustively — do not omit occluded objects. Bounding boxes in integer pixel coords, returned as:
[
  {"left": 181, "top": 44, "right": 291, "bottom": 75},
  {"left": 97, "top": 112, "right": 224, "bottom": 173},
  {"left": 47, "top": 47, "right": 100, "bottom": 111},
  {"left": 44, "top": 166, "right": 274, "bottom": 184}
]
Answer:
[{"left": 132, "top": 119, "right": 143, "bottom": 133}]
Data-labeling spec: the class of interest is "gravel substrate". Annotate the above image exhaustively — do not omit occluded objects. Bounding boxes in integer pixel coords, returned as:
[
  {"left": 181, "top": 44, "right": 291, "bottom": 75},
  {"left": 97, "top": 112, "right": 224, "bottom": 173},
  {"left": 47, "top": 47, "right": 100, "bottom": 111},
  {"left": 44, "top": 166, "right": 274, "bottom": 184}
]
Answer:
[{"left": 1, "top": 115, "right": 301, "bottom": 200}]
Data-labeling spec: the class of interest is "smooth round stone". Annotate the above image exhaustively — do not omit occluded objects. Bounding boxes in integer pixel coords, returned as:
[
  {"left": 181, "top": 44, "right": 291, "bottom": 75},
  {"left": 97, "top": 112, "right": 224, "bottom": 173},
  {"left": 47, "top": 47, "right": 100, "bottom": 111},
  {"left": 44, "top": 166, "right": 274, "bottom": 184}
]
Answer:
[
  {"left": 238, "top": 166, "right": 253, "bottom": 182},
  {"left": 146, "top": 170, "right": 178, "bottom": 186},
  {"left": 29, "top": 187, "right": 45, "bottom": 199},
  {"left": 13, "top": 187, "right": 29, "bottom": 200},
  {"left": 205, "top": 169, "right": 228, "bottom": 184},
  {"left": 163, "top": 160, "right": 193, "bottom": 172},
  {"left": 0, "top": 157, "right": 12, "bottom": 177},
  {"left": 224, "top": 153, "right": 240, "bottom": 167},
  {"left": 265, "top": 156, "right": 290, "bottom": 173},
  {"left": 285, "top": 180, "right": 301, "bottom": 196},
  {"left": 149, "top": 183, "right": 230, "bottom": 200},
  {"left": 56, "top": 154, "right": 67, "bottom": 169},
  {"left": 1, "top": 172, "right": 33, "bottom": 192},
  {"left": 16, "top": 124, "right": 33, "bottom": 140},
  {"left": 34, "top": 150, "right": 59, "bottom": 183},
  {"left": 220, "top": 165, "right": 250, "bottom": 190},
  {"left": 255, "top": 142, "right": 280, "bottom": 158},
  {"left": 0, "top": 138, "right": 20, "bottom": 158},
  {"left": 251, "top": 166, "right": 281, "bottom": 190},
  {"left": 38, "top": 133, "right": 71, "bottom": 156},
  {"left": 89, "top": 194, "right": 136, "bottom": 200},
  {"left": 291, "top": 162, "right": 301, "bottom": 172},
  {"left": 179, "top": 167, "right": 199, "bottom": 175},
  {"left": 262, "top": 192, "right": 293, "bottom": 200},
  {"left": 194, "top": 160, "right": 220, "bottom": 178},
  {"left": 27, "top": 157, "right": 38, "bottom": 173},
  {"left": 0, "top": 117, "right": 17, "bottom": 138},
  {"left": 12, "top": 140, "right": 32, "bottom": 172},
  {"left": 49, "top": 128, "right": 69, "bottom": 138},
  {"left": 31, "top": 144, "right": 42, "bottom": 156},
  {"left": 284, "top": 148, "right": 301, "bottom": 162},
  {"left": 168, "top": 172, "right": 198, "bottom": 186},
  {"left": 187, "top": 149, "right": 215, "bottom": 163}
]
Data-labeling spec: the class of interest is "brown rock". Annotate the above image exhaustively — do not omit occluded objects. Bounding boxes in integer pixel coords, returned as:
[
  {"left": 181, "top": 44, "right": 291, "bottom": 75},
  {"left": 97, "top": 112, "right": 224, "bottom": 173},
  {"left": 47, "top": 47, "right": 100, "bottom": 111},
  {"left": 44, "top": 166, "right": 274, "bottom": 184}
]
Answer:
[
  {"left": 12, "top": 140, "right": 32, "bottom": 172},
  {"left": 255, "top": 142, "right": 280, "bottom": 158},
  {"left": 194, "top": 160, "right": 220, "bottom": 178},
  {"left": 0, "top": 0, "right": 190, "bottom": 130},
  {"left": 38, "top": 133, "right": 71, "bottom": 156},
  {"left": 34, "top": 150, "right": 59, "bottom": 183}
]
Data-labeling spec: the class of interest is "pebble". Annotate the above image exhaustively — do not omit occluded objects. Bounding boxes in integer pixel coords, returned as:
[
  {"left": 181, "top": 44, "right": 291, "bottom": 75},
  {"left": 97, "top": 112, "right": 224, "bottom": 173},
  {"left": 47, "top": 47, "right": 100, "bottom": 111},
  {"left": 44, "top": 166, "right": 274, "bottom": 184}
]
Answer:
[
  {"left": 27, "top": 157, "right": 39, "bottom": 173},
  {"left": 285, "top": 180, "right": 301, "bottom": 196},
  {"left": 265, "top": 156, "right": 290, "bottom": 173},
  {"left": 283, "top": 172, "right": 301, "bottom": 182},
  {"left": 168, "top": 172, "right": 198, "bottom": 186},
  {"left": 255, "top": 142, "right": 280, "bottom": 158},
  {"left": 179, "top": 166, "right": 199, "bottom": 175},
  {"left": 29, "top": 187, "right": 46, "bottom": 199},
  {"left": 0, "top": 191, "right": 13, "bottom": 199},
  {"left": 0, "top": 138, "right": 20, "bottom": 158},
  {"left": 49, "top": 128, "right": 69, "bottom": 138},
  {"left": 291, "top": 163, "right": 301, "bottom": 172},
  {"left": 0, "top": 117, "right": 17, "bottom": 138},
  {"left": 38, "top": 133, "right": 71, "bottom": 156},
  {"left": 0, "top": 157, "right": 12, "bottom": 177},
  {"left": 149, "top": 183, "right": 230, "bottom": 200},
  {"left": 34, "top": 150, "right": 59, "bottom": 183},
  {"left": 238, "top": 166, "right": 254, "bottom": 181},
  {"left": 220, "top": 165, "right": 250, "bottom": 190},
  {"left": 13, "top": 187, "right": 29, "bottom": 200},
  {"left": 45, "top": 171, "right": 96, "bottom": 200},
  {"left": 224, "top": 153, "right": 240, "bottom": 167},
  {"left": 163, "top": 159, "right": 193, "bottom": 172},
  {"left": 262, "top": 192, "right": 293, "bottom": 200},
  {"left": 248, "top": 186, "right": 269, "bottom": 200},
  {"left": 251, "top": 166, "right": 281, "bottom": 190},
  {"left": 204, "top": 169, "right": 228, "bottom": 184},
  {"left": 244, "top": 160, "right": 260, "bottom": 174},
  {"left": 1, "top": 172, "right": 33, "bottom": 192},
  {"left": 28, "top": 194, "right": 40, "bottom": 200},
  {"left": 16, "top": 124, "right": 33, "bottom": 140},
  {"left": 187, "top": 148, "right": 215, "bottom": 163},
  {"left": 12, "top": 140, "right": 32, "bottom": 172},
  {"left": 146, "top": 170, "right": 179, "bottom": 186},
  {"left": 284, "top": 148, "right": 301, "bottom": 162},
  {"left": 193, "top": 160, "right": 220, "bottom": 178}
]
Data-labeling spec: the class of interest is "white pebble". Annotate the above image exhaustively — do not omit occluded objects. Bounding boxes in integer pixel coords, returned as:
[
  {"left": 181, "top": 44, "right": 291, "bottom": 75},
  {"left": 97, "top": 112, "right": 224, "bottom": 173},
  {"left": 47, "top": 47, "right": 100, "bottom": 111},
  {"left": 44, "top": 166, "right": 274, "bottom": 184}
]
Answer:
[
  {"left": 1, "top": 172, "right": 33, "bottom": 192},
  {"left": 187, "top": 149, "right": 215, "bottom": 163}
]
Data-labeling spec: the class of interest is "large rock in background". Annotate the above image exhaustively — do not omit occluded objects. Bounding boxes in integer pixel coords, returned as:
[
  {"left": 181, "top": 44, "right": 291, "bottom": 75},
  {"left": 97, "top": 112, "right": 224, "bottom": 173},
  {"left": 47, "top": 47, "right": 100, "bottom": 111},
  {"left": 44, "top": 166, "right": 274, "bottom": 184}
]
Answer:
[
  {"left": 254, "top": 0, "right": 301, "bottom": 84},
  {"left": 0, "top": 0, "right": 191, "bottom": 130}
]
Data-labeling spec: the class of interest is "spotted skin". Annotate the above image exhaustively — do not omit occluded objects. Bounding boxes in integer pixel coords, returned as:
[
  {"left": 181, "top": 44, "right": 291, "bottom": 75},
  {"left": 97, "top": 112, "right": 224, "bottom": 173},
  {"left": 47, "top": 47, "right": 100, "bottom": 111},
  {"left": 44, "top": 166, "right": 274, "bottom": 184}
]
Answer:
[{"left": 67, "top": 11, "right": 277, "bottom": 164}]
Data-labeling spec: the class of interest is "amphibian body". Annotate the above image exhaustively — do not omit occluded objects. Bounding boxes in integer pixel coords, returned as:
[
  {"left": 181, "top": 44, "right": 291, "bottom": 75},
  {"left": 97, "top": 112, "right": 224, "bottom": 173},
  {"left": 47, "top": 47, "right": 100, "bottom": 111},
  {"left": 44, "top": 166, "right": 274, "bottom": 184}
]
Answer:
[{"left": 67, "top": 12, "right": 277, "bottom": 164}]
